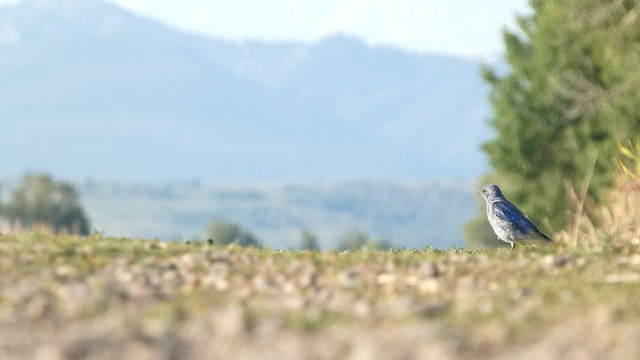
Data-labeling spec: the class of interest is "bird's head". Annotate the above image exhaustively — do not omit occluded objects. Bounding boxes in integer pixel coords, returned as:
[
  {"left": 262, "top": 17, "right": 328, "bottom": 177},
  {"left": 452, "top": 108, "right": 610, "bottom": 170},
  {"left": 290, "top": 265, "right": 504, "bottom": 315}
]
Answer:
[{"left": 476, "top": 184, "right": 504, "bottom": 201}]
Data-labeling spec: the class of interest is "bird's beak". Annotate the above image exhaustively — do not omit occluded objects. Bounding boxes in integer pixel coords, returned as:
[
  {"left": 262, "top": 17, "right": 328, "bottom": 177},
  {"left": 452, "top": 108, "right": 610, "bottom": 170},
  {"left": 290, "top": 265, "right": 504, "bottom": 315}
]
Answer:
[{"left": 475, "top": 190, "right": 481, "bottom": 194}]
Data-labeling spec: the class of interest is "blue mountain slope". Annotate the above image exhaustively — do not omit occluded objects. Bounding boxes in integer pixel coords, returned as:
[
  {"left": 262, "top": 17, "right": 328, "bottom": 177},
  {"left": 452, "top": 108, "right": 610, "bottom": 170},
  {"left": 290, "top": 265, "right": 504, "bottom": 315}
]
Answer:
[{"left": 0, "top": 0, "right": 491, "bottom": 182}]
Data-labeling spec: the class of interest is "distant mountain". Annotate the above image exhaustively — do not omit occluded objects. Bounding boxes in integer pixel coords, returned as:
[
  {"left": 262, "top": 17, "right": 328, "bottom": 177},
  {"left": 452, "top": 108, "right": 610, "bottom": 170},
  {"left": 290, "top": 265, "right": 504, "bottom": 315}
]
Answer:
[{"left": 0, "top": 0, "right": 492, "bottom": 182}]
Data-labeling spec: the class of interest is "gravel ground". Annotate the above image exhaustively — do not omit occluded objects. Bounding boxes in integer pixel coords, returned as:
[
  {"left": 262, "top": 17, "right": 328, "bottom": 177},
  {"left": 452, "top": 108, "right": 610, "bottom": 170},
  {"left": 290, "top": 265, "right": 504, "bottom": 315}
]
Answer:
[{"left": 1, "top": 234, "right": 640, "bottom": 359}]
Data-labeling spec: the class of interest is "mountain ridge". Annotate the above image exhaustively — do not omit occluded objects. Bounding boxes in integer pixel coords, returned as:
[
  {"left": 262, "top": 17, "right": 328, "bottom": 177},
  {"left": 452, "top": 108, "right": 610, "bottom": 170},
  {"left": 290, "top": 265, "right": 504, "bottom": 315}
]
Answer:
[{"left": 0, "top": 0, "right": 491, "bottom": 183}]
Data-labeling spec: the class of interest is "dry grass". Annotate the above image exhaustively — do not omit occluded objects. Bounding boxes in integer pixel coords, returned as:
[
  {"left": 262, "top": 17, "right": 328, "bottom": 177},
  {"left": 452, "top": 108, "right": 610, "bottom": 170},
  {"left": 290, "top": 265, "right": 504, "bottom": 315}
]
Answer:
[{"left": 555, "top": 141, "right": 640, "bottom": 249}]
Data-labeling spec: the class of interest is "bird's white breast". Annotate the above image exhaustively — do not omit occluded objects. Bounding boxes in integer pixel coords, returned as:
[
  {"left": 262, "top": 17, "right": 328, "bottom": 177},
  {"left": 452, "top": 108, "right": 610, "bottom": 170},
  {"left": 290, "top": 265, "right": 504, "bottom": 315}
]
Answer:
[{"left": 486, "top": 201, "right": 515, "bottom": 242}]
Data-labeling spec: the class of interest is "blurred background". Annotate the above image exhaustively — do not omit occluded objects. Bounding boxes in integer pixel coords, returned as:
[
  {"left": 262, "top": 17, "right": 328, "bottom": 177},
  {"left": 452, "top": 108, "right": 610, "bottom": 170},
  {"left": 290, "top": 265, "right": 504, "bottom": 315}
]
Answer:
[{"left": 10, "top": 0, "right": 633, "bottom": 250}]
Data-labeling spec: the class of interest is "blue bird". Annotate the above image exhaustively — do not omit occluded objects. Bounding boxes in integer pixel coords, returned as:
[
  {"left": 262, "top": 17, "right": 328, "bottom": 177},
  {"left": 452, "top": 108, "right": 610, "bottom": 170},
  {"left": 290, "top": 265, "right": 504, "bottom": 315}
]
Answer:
[{"left": 477, "top": 184, "right": 552, "bottom": 250}]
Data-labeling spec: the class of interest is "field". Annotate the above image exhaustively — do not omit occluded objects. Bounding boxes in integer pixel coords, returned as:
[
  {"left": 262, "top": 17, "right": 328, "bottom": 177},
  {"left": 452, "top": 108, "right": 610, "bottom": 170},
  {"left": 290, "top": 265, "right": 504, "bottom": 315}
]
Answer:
[
  {"left": 2, "top": 234, "right": 640, "bottom": 359},
  {"left": 79, "top": 180, "right": 475, "bottom": 249}
]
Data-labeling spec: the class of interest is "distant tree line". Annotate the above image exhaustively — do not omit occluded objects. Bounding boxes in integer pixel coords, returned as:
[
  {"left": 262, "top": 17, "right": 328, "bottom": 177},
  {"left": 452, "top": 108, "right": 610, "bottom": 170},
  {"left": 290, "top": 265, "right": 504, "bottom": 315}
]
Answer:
[
  {"left": 295, "top": 227, "right": 391, "bottom": 251},
  {"left": 334, "top": 228, "right": 391, "bottom": 251},
  {"left": 205, "top": 219, "right": 391, "bottom": 251},
  {"left": 0, "top": 174, "right": 91, "bottom": 235}
]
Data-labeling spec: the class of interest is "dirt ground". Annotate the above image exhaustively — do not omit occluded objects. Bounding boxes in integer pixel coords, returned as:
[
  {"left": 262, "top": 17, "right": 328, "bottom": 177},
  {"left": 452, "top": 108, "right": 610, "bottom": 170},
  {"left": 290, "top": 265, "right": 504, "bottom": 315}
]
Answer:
[{"left": 1, "top": 235, "right": 640, "bottom": 359}]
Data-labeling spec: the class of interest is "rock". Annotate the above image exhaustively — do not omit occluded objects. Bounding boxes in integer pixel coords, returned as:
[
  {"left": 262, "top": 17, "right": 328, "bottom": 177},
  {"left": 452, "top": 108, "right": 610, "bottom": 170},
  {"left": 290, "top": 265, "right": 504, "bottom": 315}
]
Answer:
[
  {"left": 418, "top": 279, "right": 440, "bottom": 294},
  {"left": 339, "top": 268, "right": 360, "bottom": 288},
  {"left": 376, "top": 273, "right": 396, "bottom": 286},
  {"left": 604, "top": 273, "right": 640, "bottom": 284},
  {"left": 541, "top": 255, "right": 568, "bottom": 269},
  {"left": 213, "top": 305, "right": 246, "bottom": 338},
  {"left": 417, "top": 261, "right": 439, "bottom": 278},
  {"left": 54, "top": 265, "right": 77, "bottom": 279}
]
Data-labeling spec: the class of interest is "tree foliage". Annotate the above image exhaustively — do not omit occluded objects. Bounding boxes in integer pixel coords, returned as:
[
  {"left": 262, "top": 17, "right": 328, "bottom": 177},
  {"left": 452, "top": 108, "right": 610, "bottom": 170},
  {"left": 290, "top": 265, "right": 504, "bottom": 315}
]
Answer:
[
  {"left": 207, "top": 220, "right": 262, "bottom": 247},
  {"left": 336, "top": 228, "right": 391, "bottom": 251},
  {"left": 298, "top": 229, "right": 320, "bottom": 250},
  {"left": 468, "top": 0, "right": 640, "bottom": 246},
  {"left": 2, "top": 174, "right": 91, "bottom": 235}
]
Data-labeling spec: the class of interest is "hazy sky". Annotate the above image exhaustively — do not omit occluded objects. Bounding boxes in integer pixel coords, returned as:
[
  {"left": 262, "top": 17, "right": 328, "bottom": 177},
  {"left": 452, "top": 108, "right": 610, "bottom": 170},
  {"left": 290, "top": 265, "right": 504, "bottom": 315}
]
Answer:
[{"left": 0, "top": 0, "right": 531, "bottom": 58}]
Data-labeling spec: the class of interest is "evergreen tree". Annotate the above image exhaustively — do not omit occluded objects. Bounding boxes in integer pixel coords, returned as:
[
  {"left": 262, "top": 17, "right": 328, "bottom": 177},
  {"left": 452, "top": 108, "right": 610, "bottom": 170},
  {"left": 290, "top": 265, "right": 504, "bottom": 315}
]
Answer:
[{"left": 467, "top": 0, "right": 640, "bottom": 246}]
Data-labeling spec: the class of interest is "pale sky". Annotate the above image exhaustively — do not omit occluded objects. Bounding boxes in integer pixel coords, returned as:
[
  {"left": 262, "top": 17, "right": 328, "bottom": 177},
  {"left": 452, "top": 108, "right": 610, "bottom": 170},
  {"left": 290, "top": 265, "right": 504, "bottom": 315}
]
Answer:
[{"left": 1, "top": 0, "right": 531, "bottom": 58}]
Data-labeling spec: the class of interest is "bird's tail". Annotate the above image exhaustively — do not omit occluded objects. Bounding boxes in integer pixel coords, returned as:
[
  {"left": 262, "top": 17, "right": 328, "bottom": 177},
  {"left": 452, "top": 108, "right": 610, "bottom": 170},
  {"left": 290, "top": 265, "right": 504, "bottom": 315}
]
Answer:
[{"left": 535, "top": 230, "right": 553, "bottom": 242}]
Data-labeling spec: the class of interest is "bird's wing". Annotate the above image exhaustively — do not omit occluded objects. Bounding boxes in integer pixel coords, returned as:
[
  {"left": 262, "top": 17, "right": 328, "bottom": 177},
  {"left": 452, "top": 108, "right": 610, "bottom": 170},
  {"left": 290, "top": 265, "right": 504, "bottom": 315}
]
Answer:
[
  {"left": 492, "top": 200, "right": 552, "bottom": 241},
  {"left": 491, "top": 200, "right": 537, "bottom": 233}
]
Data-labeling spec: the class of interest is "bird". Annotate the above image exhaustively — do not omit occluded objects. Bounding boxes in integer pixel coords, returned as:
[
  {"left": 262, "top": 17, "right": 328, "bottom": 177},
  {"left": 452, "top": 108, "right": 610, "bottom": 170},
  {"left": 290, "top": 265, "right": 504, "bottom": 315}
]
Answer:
[{"left": 477, "top": 184, "right": 552, "bottom": 250}]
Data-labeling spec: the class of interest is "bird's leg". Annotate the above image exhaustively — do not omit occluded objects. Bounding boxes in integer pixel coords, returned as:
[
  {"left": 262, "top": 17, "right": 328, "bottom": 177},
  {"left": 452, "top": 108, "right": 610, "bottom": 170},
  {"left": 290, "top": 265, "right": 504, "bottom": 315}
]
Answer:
[{"left": 510, "top": 242, "right": 515, "bottom": 251}]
